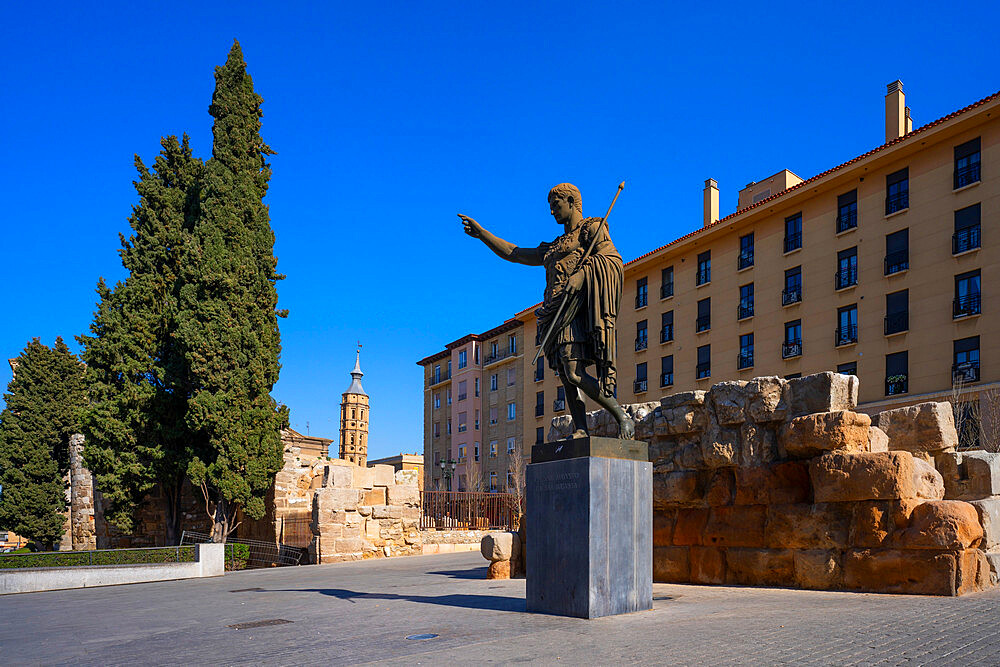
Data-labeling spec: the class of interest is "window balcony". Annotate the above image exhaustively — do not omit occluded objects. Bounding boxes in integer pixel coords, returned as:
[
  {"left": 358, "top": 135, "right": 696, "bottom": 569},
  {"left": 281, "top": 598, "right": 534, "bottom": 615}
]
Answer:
[
  {"left": 835, "top": 267, "right": 858, "bottom": 290},
  {"left": 661, "top": 283, "right": 674, "bottom": 299},
  {"left": 737, "top": 302, "right": 754, "bottom": 320},
  {"left": 484, "top": 348, "right": 517, "bottom": 365},
  {"left": 884, "top": 250, "right": 909, "bottom": 275},
  {"left": 955, "top": 163, "right": 981, "bottom": 190},
  {"left": 953, "top": 226, "right": 981, "bottom": 255},
  {"left": 457, "top": 393, "right": 467, "bottom": 401},
  {"left": 782, "top": 287, "right": 802, "bottom": 306},
  {"left": 737, "top": 352, "right": 754, "bottom": 370},
  {"left": 635, "top": 335, "right": 648, "bottom": 351},
  {"left": 635, "top": 293, "right": 648, "bottom": 309},
  {"left": 954, "top": 293, "right": 982, "bottom": 318},
  {"left": 633, "top": 379, "right": 648, "bottom": 393},
  {"left": 696, "top": 363, "right": 711, "bottom": 379},
  {"left": 738, "top": 252, "right": 754, "bottom": 270},
  {"left": 836, "top": 210, "right": 857, "bottom": 233},
  {"left": 535, "top": 404, "right": 544, "bottom": 417},
  {"left": 885, "top": 191, "right": 909, "bottom": 215},
  {"left": 782, "top": 341, "right": 802, "bottom": 359},
  {"left": 953, "top": 361, "right": 980, "bottom": 384},
  {"left": 696, "top": 268, "right": 711, "bottom": 285},
  {"left": 457, "top": 424, "right": 467, "bottom": 432},
  {"left": 534, "top": 370, "right": 543, "bottom": 382},
  {"left": 696, "top": 316, "right": 711, "bottom": 333},
  {"left": 428, "top": 371, "right": 451, "bottom": 387},
  {"left": 885, "top": 375, "right": 908, "bottom": 396},
  {"left": 835, "top": 325, "right": 858, "bottom": 347},
  {"left": 660, "top": 372, "right": 673, "bottom": 388},
  {"left": 784, "top": 233, "right": 802, "bottom": 253},
  {"left": 884, "top": 312, "right": 909, "bottom": 335},
  {"left": 660, "top": 325, "right": 674, "bottom": 343},
  {"left": 552, "top": 399, "right": 565, "bottom": 412}
]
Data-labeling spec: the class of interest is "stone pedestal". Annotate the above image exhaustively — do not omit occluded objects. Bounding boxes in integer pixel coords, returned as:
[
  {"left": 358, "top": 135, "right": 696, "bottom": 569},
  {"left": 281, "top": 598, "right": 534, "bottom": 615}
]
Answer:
[{"left": 526, "top": 437, "right": 652, "bottom": 619}]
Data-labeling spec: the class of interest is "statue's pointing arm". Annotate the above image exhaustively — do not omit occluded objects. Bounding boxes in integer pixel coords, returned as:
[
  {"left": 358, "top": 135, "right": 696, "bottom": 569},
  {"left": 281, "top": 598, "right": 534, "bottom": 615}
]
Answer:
[{"left": 458, "top": 214, "right": 546, "bottom": 266}]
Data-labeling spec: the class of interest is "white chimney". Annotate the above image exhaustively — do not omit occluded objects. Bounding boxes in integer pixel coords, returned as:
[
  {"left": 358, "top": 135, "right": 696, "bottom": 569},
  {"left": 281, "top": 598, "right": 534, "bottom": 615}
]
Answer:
[
  {"left": 703, "top": 178, "right": 719, "bottom": 227},
  {"left": 885, "top": 80, "right": 906, "bottom": 142}
]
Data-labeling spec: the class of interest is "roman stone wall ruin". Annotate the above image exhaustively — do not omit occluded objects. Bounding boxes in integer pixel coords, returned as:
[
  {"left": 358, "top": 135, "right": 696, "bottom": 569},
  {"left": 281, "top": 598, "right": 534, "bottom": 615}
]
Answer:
[{"left": 549, "top": 372, "right": 997, "bottom": 596}]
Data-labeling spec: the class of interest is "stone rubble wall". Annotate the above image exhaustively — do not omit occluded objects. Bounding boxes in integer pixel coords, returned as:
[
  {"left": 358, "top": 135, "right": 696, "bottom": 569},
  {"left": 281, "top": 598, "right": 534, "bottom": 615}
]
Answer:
[{"left": 549, "top": 372, "right": 994, "bottom": 596}]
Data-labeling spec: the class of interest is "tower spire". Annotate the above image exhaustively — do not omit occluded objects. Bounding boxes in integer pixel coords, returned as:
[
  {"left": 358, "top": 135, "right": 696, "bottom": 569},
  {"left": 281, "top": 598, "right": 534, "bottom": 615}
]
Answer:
[{"left": 339, "top": 342, "right": 369, "bottom": 466}]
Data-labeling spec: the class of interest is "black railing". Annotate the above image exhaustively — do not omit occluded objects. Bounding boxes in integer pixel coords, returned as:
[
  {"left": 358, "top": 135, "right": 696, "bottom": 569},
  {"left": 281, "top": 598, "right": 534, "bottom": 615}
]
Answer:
[
  {"left": 835, "top": 325, "right": 858, "bottom": 346},
  {"left": 696, "top": 315, "right": 711, "bottom": 332},
  {"left": 661, "top": 372, "right": 673, "bottom": 387},
  {"left": 535, "top": 404, "right": 544, "bottom": 417},
  {"left": 885, "top": 376, "right": 908, "bottom": 396},
  {"left": 836, "top": 209, "right": 857, "bottom": 233},
  {"left": 954, "top": 293, "right": 982, "bottom": 318},
  {"left": 661, "top": 283, "right": 674, "bottom": 299},
  {"left": 428, "top": 371, "right": 451, "bottom": 386},
  {"left": 553, "top": 399, "right": 565, "bottom": 412},
  {"left": 953, "top": 362, "right": 980, "bottom": 384},
  {"left": 635, "top": 335, "right": 648, "bottom": 351},
  {"left": 884, "top": 312, "right": 909, "bottom": 335},
  {"left": 835, "top": 267, "right": 858, "bottom": 290},
  {"left": 784, "top": 232, "right": 802, "bottom": 253},
  {"left": 886, "top": 190, "right": 909, "bottom": 215},
  {"left": 953, "top": 226, "right": 981, "bottom": 254},
  {"left": 634, "top": 379, "right": 648, "bottom": 393},
  {"left": 635, "top": 292, "right": 648, "bottom": 308},
  {"left": 955, "top": 162, "right": 981, "bottom": 189},
  {"left": 485, "top": 348, "right": 517, "bottom": 365},
  {"left": 696, "top": 363, "right": 711, "bottom": 379},
  {"left": 782, "top": 341, "right": 802, "bottom": 359},
  {"left": 738, "top": 302, "right": 754, "bottom": 320},
  {"left": 457, "top": 393, "right": 467, "bottom": 401},
  {"left": 661, "top": 325, "right": 674, "bottom": 343},
  {"left": 737, "top": 352, "right": 754, "bottom": 370},
  {"left": 782, "top": 287, "right": 802, "bottom": 306},
  {"left": 696, "top": 268, "right": 711, "bottom": 285},
  {"left": 420, "top": 491, "right": 521, "bottom": 531},
  {"left": 884, "top": 250, "right": 909, "bottom": 275},
  {"left": 738, "top": 252, "right": 754, "bottom": 270}
]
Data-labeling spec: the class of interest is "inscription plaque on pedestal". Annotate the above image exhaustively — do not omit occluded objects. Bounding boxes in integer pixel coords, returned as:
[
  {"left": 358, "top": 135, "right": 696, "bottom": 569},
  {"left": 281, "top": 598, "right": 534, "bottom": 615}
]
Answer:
[{"left": 526, "top": 437, "right": 652, "bottom": 619}]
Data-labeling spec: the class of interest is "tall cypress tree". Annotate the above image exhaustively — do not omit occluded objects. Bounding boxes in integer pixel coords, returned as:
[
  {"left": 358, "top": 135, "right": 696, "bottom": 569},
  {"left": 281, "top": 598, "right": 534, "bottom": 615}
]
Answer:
[
  {"left": 0, "top": 338, "right": 86, "bottom": 549},
  {"left": 77, "top": 136, "right": 204, "bottom": 541},
  {"left": 179, "top": 41, "right": 288, "bottom": 540}
]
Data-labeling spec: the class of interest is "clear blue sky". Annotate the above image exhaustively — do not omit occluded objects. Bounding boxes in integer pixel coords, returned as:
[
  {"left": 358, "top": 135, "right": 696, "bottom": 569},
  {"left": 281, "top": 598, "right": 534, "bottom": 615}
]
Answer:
[{"left": 2, "top": 2, "right": 998, "bottom": 460}]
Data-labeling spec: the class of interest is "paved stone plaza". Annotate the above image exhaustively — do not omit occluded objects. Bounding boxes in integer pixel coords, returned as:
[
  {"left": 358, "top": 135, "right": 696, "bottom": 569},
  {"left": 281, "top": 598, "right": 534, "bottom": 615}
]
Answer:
[{"left": 3, "top": 552, "right": 1000, "bottom": 665}]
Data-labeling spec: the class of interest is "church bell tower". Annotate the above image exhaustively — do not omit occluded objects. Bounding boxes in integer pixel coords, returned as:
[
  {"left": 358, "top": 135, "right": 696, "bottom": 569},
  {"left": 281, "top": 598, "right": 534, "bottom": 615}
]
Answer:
[{"left": 339, "top": 347, "right": 369, "bottom": 466}]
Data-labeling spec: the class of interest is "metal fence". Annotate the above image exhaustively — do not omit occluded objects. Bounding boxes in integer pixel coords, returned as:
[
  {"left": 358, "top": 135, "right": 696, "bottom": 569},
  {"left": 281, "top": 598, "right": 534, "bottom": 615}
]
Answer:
[
  {"left": 180, "top": 531, "right": 306, "bottom": 568},
  {"left": 420, "top": 491, "right": 521, "bottom": 531}
]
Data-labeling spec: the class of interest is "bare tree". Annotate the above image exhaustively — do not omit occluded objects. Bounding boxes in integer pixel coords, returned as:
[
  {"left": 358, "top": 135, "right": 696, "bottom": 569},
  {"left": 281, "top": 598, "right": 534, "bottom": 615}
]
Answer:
[
  {"left": 979, "top": 387, "right": 1000, "bottom": 453},
  {"left": 507, "top": 448, "right": 527, "bottom": 530},
  {"left": 950, "top": 377, "right": 980, "bottom": 451},
  {"left": 464, "top": 449, "right": 483, "bottom": 493}
]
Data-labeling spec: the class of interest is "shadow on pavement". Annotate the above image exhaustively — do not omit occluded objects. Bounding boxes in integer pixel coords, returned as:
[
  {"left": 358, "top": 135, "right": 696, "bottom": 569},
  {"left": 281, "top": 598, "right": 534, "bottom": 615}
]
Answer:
[
  {"left": 428, "top": 567, "right": 488, "bottom": 580},
  {"left": 270, "top": 588, "right": 526, "bottom": 612}
]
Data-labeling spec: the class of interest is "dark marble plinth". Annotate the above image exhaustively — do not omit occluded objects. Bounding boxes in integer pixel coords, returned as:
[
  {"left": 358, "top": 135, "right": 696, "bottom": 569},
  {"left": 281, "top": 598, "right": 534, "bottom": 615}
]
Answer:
[{"left": 526, "top": 439, "right": 652, "bottom": 619}]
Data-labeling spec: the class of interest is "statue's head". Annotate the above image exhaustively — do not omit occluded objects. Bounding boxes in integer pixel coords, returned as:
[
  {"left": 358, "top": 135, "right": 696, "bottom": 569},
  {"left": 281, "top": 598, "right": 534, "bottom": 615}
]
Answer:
[{"left": 548, "top": 183, "right": 582, "bottom": 223}]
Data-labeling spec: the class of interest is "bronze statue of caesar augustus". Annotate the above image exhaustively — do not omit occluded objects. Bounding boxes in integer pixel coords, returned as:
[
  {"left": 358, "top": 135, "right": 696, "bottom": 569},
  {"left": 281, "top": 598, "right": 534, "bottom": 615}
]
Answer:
[{"left": 459, "top": 183, "right": 635, "bottom": 440}]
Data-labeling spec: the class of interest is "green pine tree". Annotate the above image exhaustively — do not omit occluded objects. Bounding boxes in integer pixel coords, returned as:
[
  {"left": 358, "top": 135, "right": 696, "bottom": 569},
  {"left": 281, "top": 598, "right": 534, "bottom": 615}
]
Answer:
[
  {"left": 0, "top": 338, "right": 86, "bottom": 549},
  {"left": 77, "top": 135, "right": 204, "bottom": 542},
  {"left": 179, "top": 41, "right": 288, "bottom": 541}
]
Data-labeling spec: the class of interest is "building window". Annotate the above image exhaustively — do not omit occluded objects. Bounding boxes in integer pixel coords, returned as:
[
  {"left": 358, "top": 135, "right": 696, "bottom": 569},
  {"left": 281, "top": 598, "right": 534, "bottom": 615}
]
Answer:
[
  {"left": 507, "top": 472, "right": 515, "bottom": 490},
  {"left": 636, "top": 320, "right": 648, "bottom": 351},
  {"left": 490, "top": 374, "right": 498, "bottom": 391},
  {"left": 433, "top": 393, "right": 440, "bottom": 409},
  {"left": 954, "top": 137, "right": 981, "bottom": 189},
  {"left": 884, "top": 229, "right": 909, "bottom": 275},
  {"left": 490, "top": 341, "right": 499, "bottom": 359},
  {"left": 507, "top": 402, "right": 516, "bottom": 421},
  {"left": 954, "top": 336, "right": 981, "bottom": 384},
  {"left": 475, "top": 409, "right": 480, "bottom": 430},
  {"left": 474, "top": 345, "right": 479, "bottom": 364},
  {"left": 458, "top": 350, "right": 467, "bottom": 369},
  {"left": 738, "top": 333, "right": 754, "bottom": 370},
  {"left": 447, "top": 360, "right": 452, "bottom": 376},
  {"left": 446, "top": 388, "right": 452, "bottom": 405},
  {"left": 696, "top": 345, "right": 711, "bottom": 379},
  {"left": 458, "top": 412, "right": 467, "bottom": 432},
  {"left": 886, "top": 167, "right": 909, "bottom": 215},
  {"left": 489, "top": 472, "right": 498, "bottom": 492},
  {"left": 738, "top": 283, "right": 754, "bottom": 320},
  {"left": 457, "top": 380, "right": 467, "bottom": 401},
  {"left": 696, "top": 251, "right": 711, "bottom": 285},
  {"left": 507, "top": 437, "right": 516, "bottom": 454},
  {"left": 784, "top": 373, "right": 801, "bottom": 380},
  {"left": 661, "top": 266, "right": 674, "bottom": 299},
  {"left": 475, "top": 377, "right": 480, "bottom": 397},
  {"left": 783, "top": 320, "right": 802, "bottom": 358},
  {"left": 696, "top": 297, "right": 711, "bottom": 332},
  {"left": 554, "top": 386, "right": 566, "bottom": 412},
  {"left": 507, "top": 368, "right": 516, "bottom": 385},
  {"left": 837, "top": 361, "right": 857, "bottom": 377},
  {"left": 836, "top": 247, "right": 858, "bottom": 290},
  {"left": 783, "top": 266, "right": 802, "bottom": 305},
  {"left": 489, "top": 407, "right": 498, "bottom": 425},
  {"left": 458, "top": 444, "right": 467, "bottom": 463},
  {"left": 534, "top": 356, "right": 544, "bottom": 382},
  {"left": 738, "top": 233, "right": 754, "bottom": 270},
  {"left": 953, "top": 203, "right": 981, "bottom": 255},
  {"left": 536, "top": 427, "right": 544, "bottom": 445},
  {"left": 884, "top": 290, "right": 909, "bottom": 335},
  {"left": 954, "top": 270, "right": 982, "bottom": 318},
  {"left": 636, "top": 277, "right": 648, "bottom": 308},
  {"left": 433, "top": 364, "right": 441, "bottom": 383},
  {"left": 490, "top": 441, "right": 498, "bottom": 458},
  {"left": 535, "top": 391, "right": 544, "bottom": 417},
  {"left": 508, "top": 334, "right": 517, "bottom": 355},
  {"left": 433, "top": 422, "right": 440, "bottom": 438},
  {"left": 837, "top": 189, "right": 858, "bottom": 233},
  {"left": 661, "top": 311, "right": 674, "bottom": 343},
  {"left": 634, "top": 362, "right": 648, "bottom": 393},
  {"left": 447, "top": 419, "right": 452, "bottom": 435},
  {"left": 784, "top": 213, "right": 802, "bottom": 253},
  {"left": 885, "top": 351, "right": 908, "bottom": 396},
  {"left": 836, "top": 304, "right": 858, "bottom": 346},
  {"left": 660, "top": 355, "right": 674, "bottom": 388}
]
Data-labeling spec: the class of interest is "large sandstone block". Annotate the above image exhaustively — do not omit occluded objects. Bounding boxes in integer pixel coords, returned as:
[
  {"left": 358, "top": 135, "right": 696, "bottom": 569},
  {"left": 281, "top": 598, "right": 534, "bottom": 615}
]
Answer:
[
  {"left": 387, "top": 484, "right": 421, "bottom": 506},
  {"left": 765, "top": 503, "right": 850, "bottom": 549},
  {"left": 958, "top": 548, "right": 991, "bottom": 595},
  {"left": 653, "top": 511, "right": 675, "bottom": 546},
  {"left": 352, "top": 466, "right": 376, "bottom": 489},
  {"left": 912, "top": 458, "right": 945, "bottom": 500},
  {"left": 481, "top": 531, "right": 520, "bottom": 562},
  {"left": 936, "top": 450, "right": 1000, "bottom": 500},
  {"left": 969, "top": 498, "right": 1000, "bottom": 550},
  {"left": 700, "top": 423, "right": 740, "bottom": 468},
  {"left": 876, "top": 402, "right": 958, "bottom": 454},
  {"left": 315, "top": 487, "right": 362, "bottom": 511},
  {"left": 335, "top": 537, "right": 366, "bottom": 554},
  {"left": 810, "top": 451, "right": 917, "bottom": 503},
  {"left": 672, "top": 508, "right": 710, "bottom": 546},
  {"left": 324, "top": 464, "right": 354, "bottom": 488},
  {"left": 725, "top": 548, "right": 794, "bottom": 586},
  {"left": 779, "top": 411, "right": 871, "bottom": 459},
  {"left": 689, "top": 546, "right": 725, "bottom": 584},
  {"left": 363, "top": 488, "right": 388, "bottom": 506},
  {"left": 704, "top": 505, "right": 766, "bottom": 548},
  {"left": 793, "top": 549, "right": 842, "bottom": 590},
  {"left": 653, "top": 546, "right": 690, "bottom": 582},
  {"left": 659, "top": 391, "right": 708, "bottom": 435},
  {"left": 653, "top": 471, "right": 701, "bottom": 508},
  {"left": 746, "top": 376, "right": 787, "bottom": 423},
  {"left": 783, "top": 372, "right": 859, "bottom": 419},
  {"left": 735, "top": 462, "right": 811, "bottom": 506},
  {"left": 850, "top": 500, "right": 918, "bottom": 548},
  {"left": 895, "top": 500, "right": 983, "bottom": 550},
  {"left": 843, "top": 549, "right": 957, "bottom": 595},
  {"left": 394, "top": 469, "right": 419, "bottom": 486},
  {"left": 372, "top": 464, "right": 395, "bottom": 487},
  {"left": 708, "top": 381, "right": 749, "bottom": 426},
  {"left": 868, "top": 427, "right": 890, "bottom": 453},
  {"left": 705, "top": 469, "right": 734, "bottom": 506},
  {"left": 487, "top": 560, "right": 511, "bottom": 579}
]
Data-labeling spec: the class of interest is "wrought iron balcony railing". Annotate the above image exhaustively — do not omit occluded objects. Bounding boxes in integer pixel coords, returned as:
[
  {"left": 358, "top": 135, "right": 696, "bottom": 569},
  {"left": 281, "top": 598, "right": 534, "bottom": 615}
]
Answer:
[
  {"left": 738, "top": 251, "right": 754, "bottom": 270},
  {"left": 784, "top": 232, "right": 802, "bottom": 253},
  {"left": 955, "top": 162, "right": 981, "bottom": 190},
  {"left": 884, "top": 250, "right": 909, "bottom": 275},
  {"left": 885, "top": 376, "right": 908, "bottom": 396},
  {"left": 737, "top": 352, "right": 754, "bottom": 370},
  {"left": 660, "top": 325, "right": 674, "bottom": 343},
  {"left": 782, "top": 341, "right": 803, "bottom": 359},
  {"left": 953, "top": 362, "right": 980, "bottom": 384},
  {"left": 885, "top": 190, "right": 909, "bottom": 215},
  {"left": 696, "top": 268, "right": 711, "bottom": 285},
  {"left": 661, "top": 282, "right": 674, "bottom": 299},
  {"left": 836, "top": 209, "right": 857, "bottom": 233},
  {"left": 660, "top": 372, "right": 673, "bottom": 388},
  {"left": 953, "top": 226, "right": 981, "bottom": 254},
  {"left": 884, "top": 312, "right": 909, "bottom": 335},
  {"left": 835, "top": 325, "right": 858, "bottom": 347},
  {"left": 535, "top": 404, "right": 544, "bottom": 417},
  {"left": 737, "top": 302, "right": 754, "bottom": 320},
  {"left": 835, "top": 266, "right": 858, "bottom": 290},
  {"left": 633, "top": 379, "right": 648, "bottom": 393},
  {"left": 954, "top": 293, "right": 982, "bottom": 318},
  {"left": 696, "top": 315, "right": 711, "bottom": 332},
  {"left": 782, "top": 287, "right": 802, "bottom": 306},
  {"left": 635, "top": 293, "right": 648, "bottom": 308},
  {"left": 696, "top": 363, "right": 711, "bottom": 379},
  {"left": 552, "top": 399, "right": 565, "bottom": 412},
  {"left": 635, "top": 335, "right": 648, "bottom": 351}
]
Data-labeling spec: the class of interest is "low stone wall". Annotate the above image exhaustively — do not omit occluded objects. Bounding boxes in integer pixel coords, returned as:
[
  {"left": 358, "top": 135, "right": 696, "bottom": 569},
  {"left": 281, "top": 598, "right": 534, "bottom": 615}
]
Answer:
[
  {"left": 421, "top": 529, "right": 491, "bottom": 555},
  {"left": 550, "top": 372, "right": 993, "bottom": 596},
  {"left": 0, "top": 544, "right": 224, "bottom": 595}
]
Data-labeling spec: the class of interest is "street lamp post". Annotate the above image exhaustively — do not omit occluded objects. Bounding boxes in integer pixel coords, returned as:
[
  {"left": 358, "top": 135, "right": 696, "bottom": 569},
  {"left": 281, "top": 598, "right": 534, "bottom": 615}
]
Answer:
[{"left": 439, "top": 457, "right": 457, "bottom": 491}]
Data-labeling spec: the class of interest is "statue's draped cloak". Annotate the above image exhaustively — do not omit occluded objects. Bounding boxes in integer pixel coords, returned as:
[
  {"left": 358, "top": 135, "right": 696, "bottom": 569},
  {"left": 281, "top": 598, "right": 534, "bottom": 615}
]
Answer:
[{"left": 535, "top": 217, "right": 623, "bottom": 398}]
